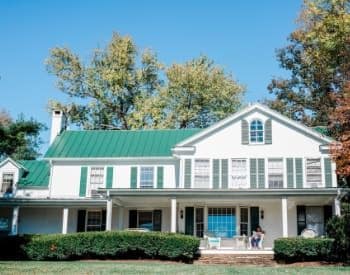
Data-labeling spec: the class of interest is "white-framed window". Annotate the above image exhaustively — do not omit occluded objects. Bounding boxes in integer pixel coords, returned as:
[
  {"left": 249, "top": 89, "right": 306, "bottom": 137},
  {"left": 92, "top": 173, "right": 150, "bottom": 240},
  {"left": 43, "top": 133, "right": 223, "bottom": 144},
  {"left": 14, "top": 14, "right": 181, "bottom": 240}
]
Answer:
[
  {"left": 86, "top": 210, "right": 103, "bottom": 231},
  {"left": 268, "top": 158, "right": 284, "bottom": 188},
  {"left": 89, "top": 167, "right": 104, "bottom": 194},
  {"left": 250, "top": 119, "right": 264, "bottom": 143},
  {"left": 306, "top": 158, "right": 322, "bottom": 187},
  {"left": 240, "top": 207, "right": 249, "bottom": 236},
  {"left": 140, "top": 167, "right": 154, "bottom": 188},
  {"left": 230, "top": 159, "right": 248, "bottom": 188},
  {"left": 1, "top": 173, "right": 14, "bottom": 193},
  {"left": 194, "top": 159, "right": 210, "bottom": 188}
]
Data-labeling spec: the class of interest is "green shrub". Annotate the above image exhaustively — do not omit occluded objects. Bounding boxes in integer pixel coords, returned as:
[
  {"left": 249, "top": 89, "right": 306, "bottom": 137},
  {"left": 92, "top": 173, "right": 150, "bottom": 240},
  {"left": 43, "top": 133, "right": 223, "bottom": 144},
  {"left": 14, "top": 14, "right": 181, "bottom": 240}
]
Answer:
[
  {"left": 274, "top": 237, "right": 334, "bottom": 262},
  {"left": 23, "top": 231, "right": 200, "bottom": 261},
  {"left": 0, "top": 235, "right": 32, "bottom": 260},
  {"left": 326, "top": 215, "right": 350, "bottom": 261}
]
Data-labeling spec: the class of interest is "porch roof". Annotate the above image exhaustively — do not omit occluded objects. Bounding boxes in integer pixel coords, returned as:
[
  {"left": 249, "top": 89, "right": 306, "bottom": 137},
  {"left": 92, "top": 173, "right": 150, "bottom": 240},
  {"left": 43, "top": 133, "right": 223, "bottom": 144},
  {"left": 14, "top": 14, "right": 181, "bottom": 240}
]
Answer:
[{"left": 99, "top": 188, "right": 342, "bottom": 199}]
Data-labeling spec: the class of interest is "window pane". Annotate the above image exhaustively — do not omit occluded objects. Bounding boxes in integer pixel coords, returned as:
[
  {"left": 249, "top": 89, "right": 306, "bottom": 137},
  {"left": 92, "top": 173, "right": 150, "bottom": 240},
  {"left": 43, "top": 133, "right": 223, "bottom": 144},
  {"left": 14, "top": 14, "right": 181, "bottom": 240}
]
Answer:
[
  {"left": 90, "top": 167, "right": 104, "bottom": 185},
  {"left": 86, "top": 211, "right": 102, "bottom": 231},
  {"left": 1, "top": 173, "right": 14, "bottom": 193},
  {"left": 140, "top": 167, "right": 154, "bottom": 188},
  {"left": 240, "top": 207, "right": 248, "bottom": 236},
  {"left": 306, "top": 158, "right": 322, "bottom": 187},
  {"left": 194, "top": 159, "right": 210, "bottom": 188},
  {"left": 138, "top": 211, "right": 153, "bottom": 230},
  {"left": 250, "top": 120, "right": 264, "bottom": 143},
  {"left": 208, "top": 207, "right": 236, "bottom": 238},
  {"left": 231, "top": 159, "right": 247, "bottom": 188},
  {"left": 268, "top": 159, "right": 283, "bottom": 188}
]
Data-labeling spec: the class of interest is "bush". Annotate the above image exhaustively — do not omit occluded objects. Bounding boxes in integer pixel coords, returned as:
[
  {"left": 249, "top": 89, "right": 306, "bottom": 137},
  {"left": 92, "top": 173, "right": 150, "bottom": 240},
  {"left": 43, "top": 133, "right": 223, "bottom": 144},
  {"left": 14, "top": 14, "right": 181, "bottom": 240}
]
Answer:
[
  {"left": 326, "top": 215, "right": 350, "bottom": 261},
  {"left": 274, "top": 237, "right": 334, "bottom": 262},
  {"left": 0, "top": 235, "right": 32, "bottom": 260},
  {"left": 23, "top": 231, "right": 200, "bottom": 261}
]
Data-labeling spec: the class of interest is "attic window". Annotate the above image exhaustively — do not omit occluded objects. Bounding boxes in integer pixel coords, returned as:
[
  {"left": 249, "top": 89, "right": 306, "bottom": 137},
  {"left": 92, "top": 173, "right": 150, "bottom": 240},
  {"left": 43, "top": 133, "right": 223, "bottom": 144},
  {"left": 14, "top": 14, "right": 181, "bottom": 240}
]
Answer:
[
  {"left": 250, "top": 120, "right": 264, "bottom": 143},
  {"left": 1, "top": 173, "right": 14, "bottom": 193}
]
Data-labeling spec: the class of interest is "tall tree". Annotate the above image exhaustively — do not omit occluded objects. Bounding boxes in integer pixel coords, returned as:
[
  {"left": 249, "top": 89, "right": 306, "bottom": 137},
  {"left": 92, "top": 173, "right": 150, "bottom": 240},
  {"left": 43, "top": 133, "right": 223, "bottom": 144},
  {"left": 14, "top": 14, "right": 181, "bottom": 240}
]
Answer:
[
  {"left": 0, "top": 113, "right": 45, "bottom": 160},
  {"left": 267, "top": 0, "right": 350, "bottom": 127},
  {"left": 130, "top": 56, "right": 245, "bottom": 129},
  {"left": 46, "top": 33, "right": 162, "bottom": 130}
]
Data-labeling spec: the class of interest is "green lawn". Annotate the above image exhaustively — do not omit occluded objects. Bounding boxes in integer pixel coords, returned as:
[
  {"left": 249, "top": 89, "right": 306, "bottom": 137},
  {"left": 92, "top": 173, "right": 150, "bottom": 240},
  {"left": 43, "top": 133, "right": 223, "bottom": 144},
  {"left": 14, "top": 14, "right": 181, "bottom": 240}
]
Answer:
[{"left": 0, "top": 261, "right": 349, "bottom": 275}]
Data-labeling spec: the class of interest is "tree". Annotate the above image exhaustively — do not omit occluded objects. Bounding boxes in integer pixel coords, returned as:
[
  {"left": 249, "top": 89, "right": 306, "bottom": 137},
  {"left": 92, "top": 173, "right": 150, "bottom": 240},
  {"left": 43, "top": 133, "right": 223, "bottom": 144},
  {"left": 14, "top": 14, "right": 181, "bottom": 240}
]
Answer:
[
  {"left": 46, "top": 33, "right": 162, "bottom": 130},
  {"left": 130, "top": 56, "right": 245, "bottom": 129},
  {"left": 0, "top": 113, "right": 45, "bottom": 160},
  {"left": 267, "top": 0, "right": 350, "bottom": 127}
]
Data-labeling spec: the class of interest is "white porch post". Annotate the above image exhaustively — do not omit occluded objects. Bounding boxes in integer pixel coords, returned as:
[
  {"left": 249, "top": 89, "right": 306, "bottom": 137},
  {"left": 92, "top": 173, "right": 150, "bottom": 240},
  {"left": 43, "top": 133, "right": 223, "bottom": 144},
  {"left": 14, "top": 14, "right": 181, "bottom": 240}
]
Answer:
[
  {"left": 170, "top": 198, "right": 177, "bottom": 233},
  {"left": 204, "top": 205, "right": 208, "bottom": 234},
  {"left": 106, "top": 197, "right": 113, "bottom": 231},
  {"left": 281, "top": 197, "right": 288, "bottom": 237},
  {"left": 11, "top": 206, "right": 19, "bottom": 235},
  {"left": 334, "top": 197, "right": 341, "bottom": 216},
  {"left": 62, "top": 207, "right": 69, "bottom": 234}
]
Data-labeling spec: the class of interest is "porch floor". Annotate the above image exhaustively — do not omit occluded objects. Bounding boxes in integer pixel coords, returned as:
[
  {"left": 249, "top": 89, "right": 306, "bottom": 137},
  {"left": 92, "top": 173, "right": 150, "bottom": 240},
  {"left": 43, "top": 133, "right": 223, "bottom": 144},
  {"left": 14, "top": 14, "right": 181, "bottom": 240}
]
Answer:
[{"left": 199, "top": 248, "right": 274, "bottom": 255}]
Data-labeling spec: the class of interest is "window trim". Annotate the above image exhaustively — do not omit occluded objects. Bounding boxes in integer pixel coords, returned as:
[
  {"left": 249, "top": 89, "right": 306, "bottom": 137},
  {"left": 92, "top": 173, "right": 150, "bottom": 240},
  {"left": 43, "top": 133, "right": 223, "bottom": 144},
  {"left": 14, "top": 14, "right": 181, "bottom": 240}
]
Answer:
[
  {"left": 139, "top": 166, "right": 155, "bottom": 189},
  {"left": 249, "top": 119, "right": 264, "bottom": 144},
  {"left": 85, "top": 209, "right": 103, "bottom": 232},
  {"left": 88, "top": 167, "right": 105, "bottom": 196},
  {"left": 193, "top": 158, "right": 210, "bottom": 188},
  {"left": 1, "top": 172, "right": 15, "bottom": 193},
  {"left": 267, "top": 158, "right": 284, "bottom": 189},
  {"left": 305, "top": 158, "right": 323, "bottom": 188},
  {"left": 230, "top": 158, "right": 248, "bottom": 188}
]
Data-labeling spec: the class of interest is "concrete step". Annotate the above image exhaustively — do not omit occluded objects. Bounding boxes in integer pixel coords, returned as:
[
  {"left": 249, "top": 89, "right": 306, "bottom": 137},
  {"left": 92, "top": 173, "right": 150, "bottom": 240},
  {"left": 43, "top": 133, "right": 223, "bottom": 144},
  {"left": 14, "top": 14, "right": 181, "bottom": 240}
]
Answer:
[{"left": 196, "top": 254, "right": 276, "bottom": 266}]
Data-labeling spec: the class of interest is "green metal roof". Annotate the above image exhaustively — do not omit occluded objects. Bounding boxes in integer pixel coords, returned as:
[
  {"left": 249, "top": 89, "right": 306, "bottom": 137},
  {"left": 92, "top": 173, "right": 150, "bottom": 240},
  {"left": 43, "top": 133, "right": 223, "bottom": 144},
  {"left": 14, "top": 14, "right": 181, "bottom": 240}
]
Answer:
[
  {"left": 313, "top": 126, "right": 331, "bottom": 137},
  {"left": 18, "top": 160, "right": 50, "bottom": 188},
  {"left": 45, "top": 129, "right": 202, "bottom": 158}
]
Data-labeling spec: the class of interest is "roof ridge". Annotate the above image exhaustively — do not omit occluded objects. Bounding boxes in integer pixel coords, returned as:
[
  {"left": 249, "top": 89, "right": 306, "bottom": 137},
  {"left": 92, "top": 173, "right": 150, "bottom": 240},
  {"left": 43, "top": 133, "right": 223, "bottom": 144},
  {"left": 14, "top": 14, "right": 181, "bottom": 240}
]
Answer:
[{"left": 62, "top": 128, "right": 202, "bottom": 133}]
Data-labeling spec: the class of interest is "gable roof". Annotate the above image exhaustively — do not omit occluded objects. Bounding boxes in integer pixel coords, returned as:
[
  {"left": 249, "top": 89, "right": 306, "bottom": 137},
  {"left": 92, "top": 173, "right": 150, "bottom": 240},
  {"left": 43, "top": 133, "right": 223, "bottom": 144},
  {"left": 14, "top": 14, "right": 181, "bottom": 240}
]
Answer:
[
  {"left": 0, "top": 157, "right": 27, "bottom": 171},
  {"left": 176, "top": 103, "right": 334, "bottom": 147},
  {"left": 44, "top": 129, "right": 202, "bottom": 159},
  {"left": 17, "top": 160, "right": 50, "bottom": 188}
]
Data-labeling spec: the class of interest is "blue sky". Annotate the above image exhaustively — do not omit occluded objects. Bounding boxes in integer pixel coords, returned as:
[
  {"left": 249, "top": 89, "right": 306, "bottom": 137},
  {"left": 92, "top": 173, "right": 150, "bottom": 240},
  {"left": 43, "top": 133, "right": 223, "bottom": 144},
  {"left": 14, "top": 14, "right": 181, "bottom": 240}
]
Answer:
[{"left": 0, "top": 0, "right": 301, "bottom": 153}]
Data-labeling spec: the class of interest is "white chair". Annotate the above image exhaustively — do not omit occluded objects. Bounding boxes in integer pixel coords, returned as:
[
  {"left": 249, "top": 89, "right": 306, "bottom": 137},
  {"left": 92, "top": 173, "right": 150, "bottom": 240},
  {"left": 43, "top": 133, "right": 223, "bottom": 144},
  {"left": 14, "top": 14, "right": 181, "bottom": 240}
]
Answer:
[
  {"left": 207, "top": 237, "right": 221, "bottom": 249},
  {"left": 248, "top": 232, "right": 265, "bottom": 249}
]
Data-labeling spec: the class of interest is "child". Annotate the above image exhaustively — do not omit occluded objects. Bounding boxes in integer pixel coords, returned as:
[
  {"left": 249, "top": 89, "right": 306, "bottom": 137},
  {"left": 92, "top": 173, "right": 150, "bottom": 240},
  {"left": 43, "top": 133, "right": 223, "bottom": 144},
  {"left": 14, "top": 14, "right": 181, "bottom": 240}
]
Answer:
[{"left": 251, "top": 226, "right": 264, "bottom": 248}]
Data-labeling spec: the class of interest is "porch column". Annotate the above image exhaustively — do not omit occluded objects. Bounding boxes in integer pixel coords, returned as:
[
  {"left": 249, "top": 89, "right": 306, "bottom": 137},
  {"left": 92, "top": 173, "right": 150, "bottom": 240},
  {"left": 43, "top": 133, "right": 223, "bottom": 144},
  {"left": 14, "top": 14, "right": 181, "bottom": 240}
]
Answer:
[
  {"left": 106, "top": 198, "right": 113, "bottom": 231},
  {"left": 204, "top": 205, "right": 208, "bottom": 234},
  {"left": 62, "top": 207, "right": 69, "bottom": 234},
  {"left": 11, "top": 206, "right": 19, "bottom": 235},
  {"left": 170, "top": 198, "right": 177, "bottom": 233},
  {"left": 281, "top": 197, "right": 288, "bottom": 237},
  {"left": 334, "top": 197, "right": 341, "bottom": 216}
]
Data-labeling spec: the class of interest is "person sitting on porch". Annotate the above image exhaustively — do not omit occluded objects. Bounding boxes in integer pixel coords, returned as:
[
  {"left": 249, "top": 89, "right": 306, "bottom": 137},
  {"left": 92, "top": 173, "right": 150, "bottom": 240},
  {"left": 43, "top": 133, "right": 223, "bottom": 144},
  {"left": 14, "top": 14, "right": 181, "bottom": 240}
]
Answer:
[{"left": 251, "top": 226, "right": 264, "bottom": 248}]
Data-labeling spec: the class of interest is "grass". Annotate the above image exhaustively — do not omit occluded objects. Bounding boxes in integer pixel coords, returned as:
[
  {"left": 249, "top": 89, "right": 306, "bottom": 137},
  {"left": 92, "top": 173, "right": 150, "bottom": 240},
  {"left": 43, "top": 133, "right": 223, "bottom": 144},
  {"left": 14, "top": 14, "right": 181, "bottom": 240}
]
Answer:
[{"left": 0, "top": 261, "right": 349, "bottom": 275}]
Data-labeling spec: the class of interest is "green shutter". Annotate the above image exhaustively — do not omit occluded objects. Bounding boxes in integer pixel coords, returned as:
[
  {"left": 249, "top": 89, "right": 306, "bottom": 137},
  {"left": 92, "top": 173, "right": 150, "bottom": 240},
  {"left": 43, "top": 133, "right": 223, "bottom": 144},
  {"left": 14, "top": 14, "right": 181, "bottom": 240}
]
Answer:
[
  {"left": 212, "top": 159, "right": 220, "bottom": 189},
  {"left": 241, "top": 119, "right": 249, "bottom": 144},
  {"left": 221, "top": 159, "right": 228, "bottom": 189},
  {"left": 265, "top": 119, "right": 272, "bottom": 144},
  {"left": 250, "top": 159, "right": 257, "bottom": 188},
  {"left": 286, "top": 158, "right": 294, "bottom": 188},
  {"left": 130, "top": 167, "right": 137, "bottom": 189},
  {"left": 258, "top": 158, "right": 265, "bottom": 188},
  {"left": 324, "top": 158, "right": 332, "bottom": 187},
  {"left": 295, "top": 158, "right": 303, "bottom": 188},
  {"left": 106, "top": 167, "right": 114, "bottom": 188},
  {"left": 79, "top": 167, "right": 88, "bottom": 197},
  {"left": 184, "top": 159, "right": 192, "bottom": 188},
  {"left": 157, "top": 166, "right": 164, "bottom": 188}
]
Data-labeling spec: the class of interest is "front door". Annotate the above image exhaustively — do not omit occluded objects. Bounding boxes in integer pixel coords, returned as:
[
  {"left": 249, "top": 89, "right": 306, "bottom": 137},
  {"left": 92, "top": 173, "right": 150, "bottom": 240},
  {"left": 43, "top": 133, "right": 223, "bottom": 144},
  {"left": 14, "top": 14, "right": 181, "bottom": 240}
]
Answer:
[{"left": 185, "top": 207, "right": 194, "bottom": 235}]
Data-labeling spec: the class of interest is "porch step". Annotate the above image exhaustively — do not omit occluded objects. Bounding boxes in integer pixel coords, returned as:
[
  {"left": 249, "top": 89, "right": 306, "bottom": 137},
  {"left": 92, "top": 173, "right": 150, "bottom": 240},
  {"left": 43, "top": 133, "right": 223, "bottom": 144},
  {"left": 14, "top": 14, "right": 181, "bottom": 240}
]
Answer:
[{"left": 197, "top": 254, "right": 275, "bottom": 266}]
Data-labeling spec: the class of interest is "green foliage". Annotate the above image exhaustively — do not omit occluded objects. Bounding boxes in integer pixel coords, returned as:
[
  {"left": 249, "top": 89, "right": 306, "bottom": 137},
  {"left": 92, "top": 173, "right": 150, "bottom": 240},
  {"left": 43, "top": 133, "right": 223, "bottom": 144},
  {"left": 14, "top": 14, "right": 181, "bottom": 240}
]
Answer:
[
  {"left": 47, "top": 33, "right": 244, "bottom": 130},
  {"left": 23, "top": 231, "right": 199, "bottom": 261},
  {"left": 267, "top": 0, "right": 350, "bottom": 127},
  {"left": 0, "top": 235, "right": 32, "bottom": 260},
  {"left": 0, "top": 114, "right": 45, "bottom": 160},
  {"left": 274, "top": 237, "right": 334, "bottom": 262},
  {"left": 326, "top": 215, "right": 350, "bottom": 261}
]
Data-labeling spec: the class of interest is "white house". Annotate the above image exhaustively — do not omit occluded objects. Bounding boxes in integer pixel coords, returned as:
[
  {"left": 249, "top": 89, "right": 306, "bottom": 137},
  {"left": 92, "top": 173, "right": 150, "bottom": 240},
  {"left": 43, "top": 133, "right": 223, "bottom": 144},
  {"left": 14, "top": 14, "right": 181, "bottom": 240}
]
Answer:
[{"left": 0, "top": 103, "right": 343, "bottom": 248}]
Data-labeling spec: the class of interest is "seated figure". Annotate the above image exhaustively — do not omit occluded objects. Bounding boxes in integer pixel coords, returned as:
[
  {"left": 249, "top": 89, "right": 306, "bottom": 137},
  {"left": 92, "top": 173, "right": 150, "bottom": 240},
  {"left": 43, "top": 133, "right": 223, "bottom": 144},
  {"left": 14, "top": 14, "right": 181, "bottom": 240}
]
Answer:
[{"left": 250, "top": 225, "right": 264, "bottom": 249}]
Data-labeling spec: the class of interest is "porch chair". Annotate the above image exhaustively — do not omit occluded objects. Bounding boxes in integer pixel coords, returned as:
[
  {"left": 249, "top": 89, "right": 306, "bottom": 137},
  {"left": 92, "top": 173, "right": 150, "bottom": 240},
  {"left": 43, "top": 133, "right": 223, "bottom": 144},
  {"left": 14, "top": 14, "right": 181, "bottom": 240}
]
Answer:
[
  {"left": 204, "top": 232, "right": 221, "bottom": 249},
  {"left": 248, "top": 232, "right": 265, "bottom": 249}
]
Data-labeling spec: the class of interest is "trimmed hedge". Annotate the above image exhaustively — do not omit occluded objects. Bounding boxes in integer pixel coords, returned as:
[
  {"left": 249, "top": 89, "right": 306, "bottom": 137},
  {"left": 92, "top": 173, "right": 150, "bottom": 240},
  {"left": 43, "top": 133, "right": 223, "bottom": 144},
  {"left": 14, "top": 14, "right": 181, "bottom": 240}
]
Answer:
[
  {"left": 23, "top": 231, "right": 199, "bottom": 261},
  {"left": 0, "top": 235, "right": 32, "bottom": 260},
  {"left": 274, "top": 237, "right": 334, "bottom": 262}
]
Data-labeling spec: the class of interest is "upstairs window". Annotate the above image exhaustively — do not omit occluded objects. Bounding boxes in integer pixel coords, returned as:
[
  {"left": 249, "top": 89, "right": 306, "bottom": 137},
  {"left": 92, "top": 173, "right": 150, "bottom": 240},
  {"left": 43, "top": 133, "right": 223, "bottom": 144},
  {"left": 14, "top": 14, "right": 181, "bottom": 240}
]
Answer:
[
  {"left": 140, "top": 167, "right": 154, "bottom": 188},
  {"left": 268, "top": 159, "right": 284, "bottom": 188},
  {"left": 1, "top": 173, "right": 14, "bottom": 193},
  {"left": 194, "top": 159, "right": 210, "bottom": 188},
  {"left": 250, "top": 120, "right": 264, "bottom": 143},
  {"left": 230, "top": 159, "right": 248, "bottom": 188},
  {"left": 89, "top": 167, "right": 104, "bottom": 195},
  {"left": 306, "top": 158, "right": 322, "bottom": 187}
]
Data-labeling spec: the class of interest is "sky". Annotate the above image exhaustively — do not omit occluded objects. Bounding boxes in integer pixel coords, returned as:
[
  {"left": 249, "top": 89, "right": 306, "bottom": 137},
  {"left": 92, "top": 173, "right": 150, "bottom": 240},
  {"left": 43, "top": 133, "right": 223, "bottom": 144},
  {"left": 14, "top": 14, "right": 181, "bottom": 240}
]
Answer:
[{"left": 0, "top": 0, "right": 302, "bottom": 153}]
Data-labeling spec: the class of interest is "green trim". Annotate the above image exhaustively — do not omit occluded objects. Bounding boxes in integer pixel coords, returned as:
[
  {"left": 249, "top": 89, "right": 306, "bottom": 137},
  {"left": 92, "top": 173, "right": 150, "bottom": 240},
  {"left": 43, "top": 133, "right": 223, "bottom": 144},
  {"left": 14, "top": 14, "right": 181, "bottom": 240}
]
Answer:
[
  {"left": 324, "top": 158, "right": 332, "bottom": 187},
  {"left": 212, "top": 159, "right": 220, "bottom": 189},
  {"left": 157, "top": 166, "right": 164, "bottom": 189},
  {"left": 106, "top": 167, "right": 114, "bottom": 188},
  {"left": 79, "top": 167, "right": 88, "bottom": 197},
  {"left": 130, "top": 167, "right": 137, "bottom": 189}
]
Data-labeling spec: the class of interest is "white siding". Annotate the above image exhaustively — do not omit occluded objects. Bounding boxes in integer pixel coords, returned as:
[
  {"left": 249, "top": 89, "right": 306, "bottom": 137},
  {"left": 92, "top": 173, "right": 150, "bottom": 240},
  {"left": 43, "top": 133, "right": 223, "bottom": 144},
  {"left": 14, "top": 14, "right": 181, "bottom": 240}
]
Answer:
[{"left": 50, "top": 164, "right": 81, "bottom": 198}]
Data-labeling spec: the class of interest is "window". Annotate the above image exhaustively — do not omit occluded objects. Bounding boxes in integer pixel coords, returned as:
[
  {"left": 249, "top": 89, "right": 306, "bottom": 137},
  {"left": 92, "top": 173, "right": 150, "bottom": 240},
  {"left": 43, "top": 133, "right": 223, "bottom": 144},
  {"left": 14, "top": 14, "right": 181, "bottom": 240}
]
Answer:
[
  {"left": 86, "top": 211, "right": 103, "bottom": 231},
  {"left": 306, "top": 158, "right": 322, "bottom": 187},
  {"left": 1, "top": 173, "right": 14, "bottom": 193},
  {"left": 268, "top": 159, "right": 284, "bottom": 188},
  {"left": 89, "top": 167, "right": 104, "bottom": 195},
  {"left": 140, "top": 167, "right": 154, "bottom": 188},
  {"left": 194, "top": 159, "right": 210, "bottom": 188},
  {"left": 138, "top": 211, "right": 153, "bottom": 230},
  {"left": 208, "top": 207, "right": 236, "bottom": 238},
  {"left": 297, "top": 206, "right": 324, "bottom": 236},
  {"left": 231, "top": 159, "right": 247, "bottom": 188},
  {"left": 250, "top": 120, "right": 264, "bottom": 143},
  {"left": 195, "top": 208, "right": 204, "bottom": 238},
  {"left": 240, "top": 207, "right": 249, "bottom": 236}
]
